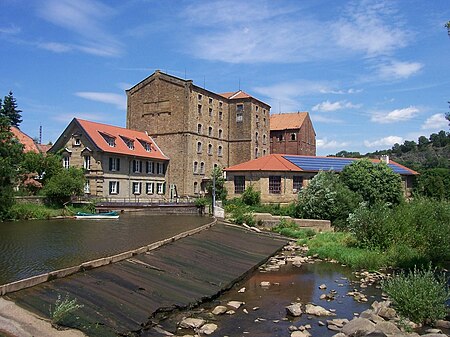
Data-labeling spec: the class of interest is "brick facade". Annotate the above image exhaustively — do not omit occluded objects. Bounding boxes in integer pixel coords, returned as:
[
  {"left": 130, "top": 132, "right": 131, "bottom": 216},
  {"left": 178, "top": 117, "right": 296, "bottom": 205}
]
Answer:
[{"left": 126, "top": 70, "right": 271, "bottom": 197}]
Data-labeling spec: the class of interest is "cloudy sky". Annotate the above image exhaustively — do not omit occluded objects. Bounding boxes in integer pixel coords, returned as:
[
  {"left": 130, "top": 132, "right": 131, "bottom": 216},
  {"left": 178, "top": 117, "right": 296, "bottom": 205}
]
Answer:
[{"left": 1, "top": 0, "right": 449, "bottom": 155}]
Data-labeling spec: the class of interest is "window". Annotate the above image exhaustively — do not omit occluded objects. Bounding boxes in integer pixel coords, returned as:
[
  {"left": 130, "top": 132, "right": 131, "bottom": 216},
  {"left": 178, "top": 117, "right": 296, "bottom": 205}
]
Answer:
[
  {"left": 198, "top": 104, "right": 202, "bottom": 114},
  {"left": 100, "top": 133, "right": 116, "bottom": 147},
  {"left": 146, "top": 161, "right": 154, "bottom": 174},
  {"left": 218, "top": 129, "right": 223, "bottom": 139},
  {"left": 208, "top": 144, "right": 212, "bottom": 155},
  {"left": 132, "top": 182, "right": 141, "bottom": 195},
  {"left": 200, "top": 162, "right": 205, "bottom": 174},
  {"left": 291, "top": 133, "right": 297, "bottom": 141},
  {"left": 209, "top": 107, "right": 213, "bottom": 116},
  {"left": 263, "top": 109, "right": 266, "bottom": 115},
  {"left": 208, "top": 126, "right": 213, "bottom": 136},
  {"left": 74, "top": 138, "right": 81, "bottom": 146},
  {"left": 234, "top": 176, "right": 245, "bottom": 194},
  {"left": 140, "top": 140, "right": 151, "bottom": 152},
  {"left": 209, "top": 97, "right": 213, "bottom": 104},
  {"left": 194, "top": 182, "right": 198, "bottom": 194},
  {"left": 146, "top": 182, "right": 154, "bottom": 194},
  {"left": 63, "top": 156, "right": 70, "bottom": 169},
  {"left": 263, "top": 149, "right": 266, "bottom": 156},
  {"left": 198, "top": 94, "right": 202, "bottom": 100},
  {"left": 255, "top": 132, "right": 259, "bottom": 141},
  {"left": 263, "top": 134, "right": 267, "bottom": 145},
  {"left": 255, "top": 148, "right": 259, "bottom": 158},
  {"left": 157, "top": 182, "right": 164, "bottom": 194},
  {"left": 277, "top": 134, "right": 283, "bottom": 141},
  {"left": 219, "top": 111, "right": 223, "bottom": 121},
  {"left": 197, "top": 124, "right": 202, "bottom": 134},
  {"left": 121, "top": 136, "right": 134, "bottom": 150},
  {"left": 109, "top": 157, "right": 120, "bottom": 172},
  {"left": 218, "top": 145, "right": 223, "bottom": 157},
  {"left": 83, "top": 155, "right": 91, "bottom": 170},
  {"left": 84, "top": 181, "right": 90, "bottom": 194},
  {"left": 133, "top": 159, "right": 142, "bottom": 173},
  {"left": 293, "top": 176, "right": 303, "bottom": 192},
  {"left": 157, "top": 162, "right": 165, "bottom": 174},
  {"left": 256, "top": 106, "right": 259, "bottom": 112},
  {"left": 256, "top": 114, "right": 259, "bottom": 123},
  {"left": 237, "top": 104, "right": 244, "bottom": 112},
  {"left": 219, "top": 101, "right": 223, "bottom": 108},
  {"left": 193, "top": 161, "right": 198, "bottom": 173},
  {"left": 109, "top": 181, "right": 119, "bottom": 194},
  {"left": 236, "top": 112, "right": 243, "bottom": 122},
  {"left": 269, "top": 176, "right": 281, "bottom": 194},
  {"left": 197, "top": 141, "right": 202, "bottom": 153},
  {"left": 263, "top": 118, "right": 266, "bottom": 126}
]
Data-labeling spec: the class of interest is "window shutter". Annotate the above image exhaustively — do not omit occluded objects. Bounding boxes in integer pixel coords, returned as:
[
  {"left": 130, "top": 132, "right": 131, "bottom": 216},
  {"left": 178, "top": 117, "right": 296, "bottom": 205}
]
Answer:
[
  {"left": 117, "top": 158, "right": 120, "bottom": 171},
  {"left": 117, "top": 182, "right": 120, "bottom": 194},
  {"left": 109, "top": 181, "right": 112, "bottom": 193},
  {"left": 146, "top": 161, "right": 149, "bottom": 173},
  {"left": 163, "top": 182, "right": 166, "bottom": 194},
  {"left": 109, "top": 157, "right": 112, "bottom": 171},
  {"left": 139, "top": 161, "right": 143, "bottom": 173}
]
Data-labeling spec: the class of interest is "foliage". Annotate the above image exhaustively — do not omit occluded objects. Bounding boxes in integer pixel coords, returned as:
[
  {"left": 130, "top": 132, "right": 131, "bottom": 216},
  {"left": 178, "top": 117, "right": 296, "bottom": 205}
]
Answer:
[
  {"left": 241, "top": 185, "right": 261, "bottom": 206},
  {"left": 416, "top": 168, "right": 450, "bottom": 200},
  {"left": 224, "top": 201, "right": 255, "bottom": 226},
  {"left": 43, "top": 167, "right": 85, "bottom": 206},
  {"left": 382, "top": 266, "right": 449, "bottom": 324},
  {"left": 340, "top": 158, "right": 403, "bottom": 206},
  {"left": 296, "top": 171, "right": 361, "bottom": 228},
  {"left": 21, "top": 152, "right": 63, "bottom": 185},
  {"left": 49, "top": 294, "right": 84, "bottom": 325},
  {"left": 348, "top": 198, "right": 450, "bottom": 266},
  {"left": 6, "top": 203, "right": 94, "bottom": 220},
  {"left": 271, "top": 218, "right": 316, "bottom": 240},
  {"left": 206, "top": 166, "right": 228, "bottom": 201},
  {"left": 251, "top": 202, "right": 297, "bottom": 217},
  {"left": 306, "top": 232, "right": 387, "bottom": 270},
  {"left": 0, "top": 91, "right": 22, "bottom": 127},
  {"left": 195, "top": 197, "right": 208, "bottom": 207},
  {"left": 0, "top": 116, "right": 24, "bottom": 220}
]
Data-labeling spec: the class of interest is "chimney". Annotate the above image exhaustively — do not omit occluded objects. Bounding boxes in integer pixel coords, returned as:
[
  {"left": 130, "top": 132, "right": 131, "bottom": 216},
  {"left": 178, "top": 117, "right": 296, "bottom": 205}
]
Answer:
[{"left": 381, "top": 155, "right": 389, "bottom": 164}]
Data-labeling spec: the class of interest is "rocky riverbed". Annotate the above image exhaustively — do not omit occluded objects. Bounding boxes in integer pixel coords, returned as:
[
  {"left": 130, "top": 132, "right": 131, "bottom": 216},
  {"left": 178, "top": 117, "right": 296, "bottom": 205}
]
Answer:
[{"left": 145, "top": 241, "right": 450, "bottom": 337}]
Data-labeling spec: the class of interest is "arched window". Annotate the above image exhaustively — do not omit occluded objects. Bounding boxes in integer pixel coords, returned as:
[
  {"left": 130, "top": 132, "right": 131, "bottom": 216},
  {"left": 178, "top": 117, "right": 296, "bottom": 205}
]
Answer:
[
  {"left": 197, "top": 124, "right": 202, "bottom": 134},
  {"left": 197, "top": 142, "right": 202, "bottom": 153},
  {"left": 193, "top": 161, "right": 198, "bottom": 173},
  {"left": 291, "top": 133, "right": 297, "bottom": 141},
  {"left": 194, "top": 182, "right": 198, "bottom": 194},
  {"left": 208, "top": 144, "right": 212, "bottom": 155},
  {"left": 255, "top": 148, "right": 259, "bottom": 158},
  {"left": 218, "top": 129, "right": 223, "bottom": 139},
  {"left": 208, "top": 126, "right": 213, "bottom": 136},
  {"left": 218, "top": 145, "right": 223, "bottom": 157},
  {"left": 200, "top": 162, "right": 205, "bottom": 174},
  {"left": 263, "top": 134, "right": 267, "bottom": 145}
]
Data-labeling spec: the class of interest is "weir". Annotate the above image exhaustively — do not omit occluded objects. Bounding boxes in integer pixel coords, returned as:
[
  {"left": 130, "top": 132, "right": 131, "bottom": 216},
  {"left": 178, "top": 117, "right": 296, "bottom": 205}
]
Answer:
[{"left": 5, "top": 222, "right": 288, "bottom": 336}]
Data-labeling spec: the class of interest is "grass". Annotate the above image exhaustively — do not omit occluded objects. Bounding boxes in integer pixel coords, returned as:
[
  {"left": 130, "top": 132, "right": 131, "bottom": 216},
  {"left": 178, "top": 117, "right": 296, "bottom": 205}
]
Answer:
[
  {"left": 49, "top": 294, "right": 84, "bottom": 326},
  {"left": 6, "top": 203, "right": 94, "bottom": 220}
]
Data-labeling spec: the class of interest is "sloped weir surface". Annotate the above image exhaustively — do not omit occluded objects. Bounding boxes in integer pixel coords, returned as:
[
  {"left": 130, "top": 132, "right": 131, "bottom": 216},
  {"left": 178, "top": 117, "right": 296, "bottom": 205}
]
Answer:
[{"left": 7, "top": 223, "right": 288, "bottom": 336}]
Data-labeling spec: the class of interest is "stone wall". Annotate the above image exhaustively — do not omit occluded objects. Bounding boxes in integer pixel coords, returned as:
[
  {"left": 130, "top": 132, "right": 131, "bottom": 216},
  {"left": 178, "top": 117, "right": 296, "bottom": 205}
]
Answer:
[{"left": 253, "top": 213, "right": 332, "bottom": 232}]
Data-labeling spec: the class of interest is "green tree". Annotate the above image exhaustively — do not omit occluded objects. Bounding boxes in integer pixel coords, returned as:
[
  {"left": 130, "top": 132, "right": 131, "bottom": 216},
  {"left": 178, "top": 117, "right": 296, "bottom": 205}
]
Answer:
[
  {"left": 0, "top": 91, "right": 22, "bottom": 128},
  {"left": 241, "top": 185, "right": 261, "bottom": 206},
  {"left": 21, "top": 152, "right": 62, "bottom": 184},
  {"left": 0, "top": 116, "right": 24, "bottom": 219},
  {"left": 416, "top": 168, "right": 450, "bottom": 200},
  {"left": 340, "top": 158, "right": 403, "bottom": 206},
  {"left": 296, "top": 171, "right": 361, "bottom": 228},
  {"left": 43, "top": 167, "right": 85, "bottom": 206},
  {"left": 206, "top": 166, "right": 228, "bottom": 202}
]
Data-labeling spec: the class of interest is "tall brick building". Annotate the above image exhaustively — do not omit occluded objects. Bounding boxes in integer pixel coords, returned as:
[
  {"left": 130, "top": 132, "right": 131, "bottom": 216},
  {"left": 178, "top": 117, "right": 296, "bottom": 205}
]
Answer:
[
  {"left": 126, "top": 70, "right": 271, "bottom": 197},
  {"left": 270, "top": 112, "right": 316, "bottom": 156}
]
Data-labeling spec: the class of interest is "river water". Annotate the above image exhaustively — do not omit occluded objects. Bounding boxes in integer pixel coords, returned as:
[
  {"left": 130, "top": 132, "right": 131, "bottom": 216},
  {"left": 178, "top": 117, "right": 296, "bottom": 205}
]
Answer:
[{"left": 0, "top": 212, "right": 211, "bottom": 285}]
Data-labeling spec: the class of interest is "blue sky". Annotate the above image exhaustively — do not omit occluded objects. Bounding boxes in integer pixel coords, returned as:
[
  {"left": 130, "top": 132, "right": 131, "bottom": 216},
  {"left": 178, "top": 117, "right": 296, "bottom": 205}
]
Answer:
[{"left": 1, "top": 0, "right": 449, "bottom": 156}]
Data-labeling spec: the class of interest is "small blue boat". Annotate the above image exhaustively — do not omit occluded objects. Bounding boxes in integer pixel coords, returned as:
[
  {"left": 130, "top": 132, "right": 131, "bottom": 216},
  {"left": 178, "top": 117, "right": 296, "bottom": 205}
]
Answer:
[{"left": 75, "top": 211, "right": 119, "bottom": 219}]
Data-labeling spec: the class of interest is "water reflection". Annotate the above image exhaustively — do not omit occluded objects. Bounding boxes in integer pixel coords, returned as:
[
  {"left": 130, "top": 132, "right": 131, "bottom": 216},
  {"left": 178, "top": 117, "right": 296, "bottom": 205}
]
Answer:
[{"left": 0, "top": 212, "right": 211, "bottom": 285}]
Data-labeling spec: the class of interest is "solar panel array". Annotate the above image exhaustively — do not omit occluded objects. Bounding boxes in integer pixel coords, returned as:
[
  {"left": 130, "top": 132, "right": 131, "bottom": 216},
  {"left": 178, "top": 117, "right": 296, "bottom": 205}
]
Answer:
[{"left": 283, "top": 156, "right": 413, "bottom": 175}]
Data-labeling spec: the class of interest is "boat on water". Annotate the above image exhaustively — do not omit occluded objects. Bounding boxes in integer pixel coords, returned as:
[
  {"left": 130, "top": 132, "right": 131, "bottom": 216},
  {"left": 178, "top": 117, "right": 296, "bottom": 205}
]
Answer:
[{"left": 75, "top": 211, "right": 120, "bottom": 219}]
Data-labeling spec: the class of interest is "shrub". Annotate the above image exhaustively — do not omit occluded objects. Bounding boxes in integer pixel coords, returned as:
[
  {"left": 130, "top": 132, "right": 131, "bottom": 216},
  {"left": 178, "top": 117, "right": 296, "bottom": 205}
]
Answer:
[
  {"left": 241, "top": 185, "right": 261, "bottom": 206},
  {"left": 49, "top": 294, "right": 84, "bottom": 326},
  {"left": 296, "top": 171, "right": 361, "bottom": 229},
  {"left": 382, "top": 266, "right": 449, "bottom": 324},
  {"left": 43, "top": 167, "right": 85, "bottom": 206},
  {"left": 271, "top": 218, "right": 316, "bottom": 240}
]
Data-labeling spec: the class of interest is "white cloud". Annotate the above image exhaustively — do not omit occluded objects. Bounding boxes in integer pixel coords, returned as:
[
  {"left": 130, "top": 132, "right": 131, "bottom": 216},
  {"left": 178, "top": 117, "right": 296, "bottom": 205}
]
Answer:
[
  {"left": 0, "top": 25, "right": 21, "bottom": 35},
  {"left": 421, "top": 113, "right": 448, "bottom": 130},
  {"left": 37, "top": 42, "right": 72, "bottom": 53},
  {"left": 52, "top": 112, "right": 110, "bottom": 123},
  {"left": 378, "top": 60, "right": 423, "bottom": 80},
  {"left": 311, "top": 115, "right": 344, "bottom": 124},
  {"left": 312, "top": 100, "right": 361, "bottom": 112},
  {"left": 371, "top": 106, "right": 419, "bottom": 124},
  {"left": 37, "top": 0, "right": 122, "bottom": 57},
  {"left": 317, "top": 138, "right": 349, "bottom": 149},
  {"left": 364, "top": 136, "right": 403, "bottom": 148},
  {"left": 75, "top": 92, "right": 126, "bottom": 110}
]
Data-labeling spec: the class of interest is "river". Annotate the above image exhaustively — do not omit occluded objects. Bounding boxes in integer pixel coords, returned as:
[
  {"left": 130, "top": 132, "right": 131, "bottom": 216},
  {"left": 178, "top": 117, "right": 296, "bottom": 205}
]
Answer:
[{"left": 0, "top": 212, "right": 211, "bottom": 285}]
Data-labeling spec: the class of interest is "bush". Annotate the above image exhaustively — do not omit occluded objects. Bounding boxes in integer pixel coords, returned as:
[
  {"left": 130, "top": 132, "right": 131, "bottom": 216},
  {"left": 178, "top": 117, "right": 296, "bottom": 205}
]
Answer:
[
  {"left": 43, "top": 168, "right": 85, "bottom": 206},
  {"left": 271, "top": 218, "right": 316, "bottom": 240},
  {"left": 296, "top": 171, "right": 361, "bottom": 229},
  {"left": 241, "top": 185, "right": 261, "bottom": 206},
  {"left": 50, "top": 294, "right": 84, "bottom": 326},
  {"left": 382, "top": 266, "right": 450, "bottom": 324}
]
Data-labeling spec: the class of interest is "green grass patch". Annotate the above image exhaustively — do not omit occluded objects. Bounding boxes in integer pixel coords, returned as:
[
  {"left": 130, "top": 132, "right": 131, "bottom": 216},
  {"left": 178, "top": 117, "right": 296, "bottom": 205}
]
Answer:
[{"left": 6, "top": 203, "right": 94, "bottom": 220}]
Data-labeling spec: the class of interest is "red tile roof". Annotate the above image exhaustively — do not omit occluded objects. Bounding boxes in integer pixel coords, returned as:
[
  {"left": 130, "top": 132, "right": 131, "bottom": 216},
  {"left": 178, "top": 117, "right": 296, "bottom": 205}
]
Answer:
[
  {"left": 270, "top": 112, "right": 309, "bottom": 131},
  {"left": 10, "top": 127, "right": 40, "bottom": 153},
  {"left": 225, "top": 154, "right": 302, "bottom": 172},
  {"left": 74, "top": 119, "right": 168, "bottom": 160}
]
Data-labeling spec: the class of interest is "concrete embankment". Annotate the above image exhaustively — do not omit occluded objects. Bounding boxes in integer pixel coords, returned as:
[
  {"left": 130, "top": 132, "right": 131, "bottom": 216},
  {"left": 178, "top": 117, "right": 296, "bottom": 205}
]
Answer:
[{"left": 6, "top": 222, "right": 288, "bottom": 336}]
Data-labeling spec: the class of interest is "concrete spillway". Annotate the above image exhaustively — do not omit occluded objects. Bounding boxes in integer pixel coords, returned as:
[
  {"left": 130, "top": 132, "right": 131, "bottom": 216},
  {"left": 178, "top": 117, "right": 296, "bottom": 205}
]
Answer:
[{"left": 6, "top": 223, "right": 288, "bottom": 336}]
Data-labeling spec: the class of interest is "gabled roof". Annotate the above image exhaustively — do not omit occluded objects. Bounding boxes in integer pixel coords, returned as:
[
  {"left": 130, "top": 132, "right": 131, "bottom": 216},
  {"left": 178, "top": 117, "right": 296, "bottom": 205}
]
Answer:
[
  {"left": 50, "top": 119, "right": 168, "bottom": 160},
  {"left": 270, "top": 112, "right": 309, "bottom": 131},
  {"left": 225, "top": 154, "right": 418, "bottom": 176},
  {"left": 219, "top": 90, "right": 253, "bottom": 100},
  {"left": 10, "top": 126, "right": 40, "bottom": 153}
]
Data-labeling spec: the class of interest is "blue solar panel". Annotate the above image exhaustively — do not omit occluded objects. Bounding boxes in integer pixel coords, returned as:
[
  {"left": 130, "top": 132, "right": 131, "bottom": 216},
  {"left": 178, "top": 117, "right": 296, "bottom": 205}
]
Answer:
[{"left": 283, "top": 156, "right": 414, "bottom": 175}]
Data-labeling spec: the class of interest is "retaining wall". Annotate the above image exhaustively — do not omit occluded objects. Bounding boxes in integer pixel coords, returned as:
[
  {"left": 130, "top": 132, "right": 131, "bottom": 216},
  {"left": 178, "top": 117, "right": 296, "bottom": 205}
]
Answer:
[{"left": 253, "top": 213, "right": 332, "bottom": 232}]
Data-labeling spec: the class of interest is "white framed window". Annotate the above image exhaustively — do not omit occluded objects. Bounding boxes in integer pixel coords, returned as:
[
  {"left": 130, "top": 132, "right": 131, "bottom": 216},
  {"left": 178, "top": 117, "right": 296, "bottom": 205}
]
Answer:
[
  {"left": 263, "top": 134, "right": 267, "bottom": 145},
  {"left": 236, "top": 112, "right": 243, "bottom": 122},
  {"left": 193, "top": 161, "right": 198, "bottom": 173},
  {"left": 219, "top": 111, "right": 223, "bottom": 121},
  {"left": 109, "top": 181, "right": 119, "bottom": 194},
  {"left": 198, "top": 104, "right": 202, "bottom": 114},
  {"left": 208, "top": 126, "right": 213, "bottom": 136},
  {"left": 209, "top": 107, "right": 213, "bottom": 116},
  {"left": 63, "top": 156, "right": 70, "bottom": 169},
  {"left": 83, "top": 155, "right": 91, "bottom": 170},
  {"left": 194, "top": 181, "right": 198, "bottom": 194},
  {"left": 208, "top": 144, "right": 212, "bottom": 155},
  {"left": 209, "top": 97, "right": 213, "bottom": 104},
  {"left": 140, "top": 140, "right": 151, "bottom": 152},
  {"left": 157, "top": 162, "right": 164, "bottom": 175},
  {"left": 84, "top": 181, "right": 90, "bottom": 194},
  {"left": 197, "top": 123, "right": 202, "bottom": 134},
  {"left": 197, "top": 141, "right": 202, "bottom": 153},
  {"left": 146, "top": 182, "right": 154, "bottom": 194},
  {"left": 109, "top": 157, "right": 120, "bottom": 172},
  {"left": 132, "top": 182, "right": 141, "bottom": 195},
  {"left": 218, "top": 145, "right": 223, "bottom": 157},
  {"left": 219, "top": 101, "right": 223, "bottom": 108},
  {"left": 146, "top": 161, "right": 154, "bottom": 174},
  {"left": 133, "top": 159, "right": 142, "bottom": 173},
  {"left": 198, "top": 94, "right": 202, "bottom": 100},
  {"left": 218, "top": 129, "right": 223, "bottom": 139},
  {"left": 157, "top": 182, "right": 164, "bottom": 194},
  {"left": 200, "top": 162, "right": 205, "bottom": 174},
  {"left": 74, "top": 138, "right": 81, "bottom": 146}
]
